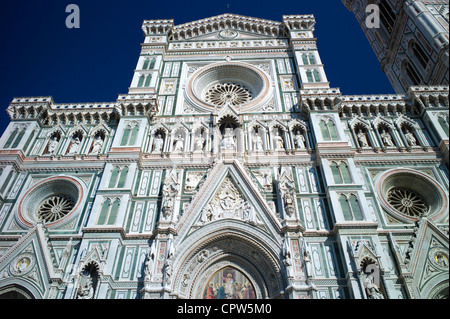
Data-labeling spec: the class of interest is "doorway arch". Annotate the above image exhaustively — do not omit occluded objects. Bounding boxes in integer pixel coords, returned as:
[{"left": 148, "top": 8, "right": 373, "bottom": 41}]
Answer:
[
  {"left": 173, "top": 226, "right": 285, "bottom": 299},
  {"left": 0, "top": 284, "right": 37, "bottom": 299}
]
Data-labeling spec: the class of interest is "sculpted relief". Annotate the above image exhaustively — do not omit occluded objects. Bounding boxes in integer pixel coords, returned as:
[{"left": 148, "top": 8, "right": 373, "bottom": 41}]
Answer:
[{"left": 197, "top": 177, "right": 257, "bottom": 225}]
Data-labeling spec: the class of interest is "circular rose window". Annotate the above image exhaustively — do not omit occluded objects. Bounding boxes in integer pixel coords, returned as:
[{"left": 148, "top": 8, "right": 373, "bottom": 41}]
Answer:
[
  {"left": 376, "top": 169, "right": 447, "bottom": 223},
  {"left": 186, "top": 61, "right": 272, "bottom": 112},
  {"left": 18, "top": 176, "right": 84, "bottom": 227}
]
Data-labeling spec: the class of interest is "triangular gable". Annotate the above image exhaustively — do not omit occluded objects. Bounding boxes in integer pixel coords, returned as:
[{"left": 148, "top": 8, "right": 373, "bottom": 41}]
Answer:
[
  {"left": 404, "top": 218, "right": 449, "bottom": 298},
  {"left": 176, "top": 160, "right": 281, "bottom": 241},
  {"left": 0, "top": 224, "right": 61, "bottom": 298},
  {"left": 170, "top": 13, "right": 286, "bottom": 41}
]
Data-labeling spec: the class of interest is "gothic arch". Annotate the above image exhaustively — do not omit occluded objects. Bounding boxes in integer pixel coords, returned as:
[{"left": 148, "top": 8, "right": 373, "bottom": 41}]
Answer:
[
  {"left": 0, "top": 280, "right": 42, "bottom": 299},
  {"left": 172, "top": 224, "right": 285, "bottom": 299}
]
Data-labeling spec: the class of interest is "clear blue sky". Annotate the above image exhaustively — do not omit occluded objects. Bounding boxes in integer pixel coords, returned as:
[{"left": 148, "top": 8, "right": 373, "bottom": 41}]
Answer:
[{"left": 0, "top": 0, "right": 395, "bottom": 136}]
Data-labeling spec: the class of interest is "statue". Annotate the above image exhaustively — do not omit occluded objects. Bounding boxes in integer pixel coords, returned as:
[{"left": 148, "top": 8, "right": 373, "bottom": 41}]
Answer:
[
  {"left": 221, "top": 128, "right": 236, "bottom": 151},
  {"left": 282, "top": 238, "right": 292, "bottom": 277},
  {"left": 252, "top": 133, "right": 263, "bottom": 151},
  {"left": 363, "top": 276, "right": 384, "bottom": 299},
  {"left": 77, "top": 278, "right": 94, "bottom": 299},
  {"left": 404, "top": 129, "right": 417, "bottom": 146},
  {"left": 380, "top": 129, "right": 394, "bottom": 147},
  {"left": 90, "top": 136, "right": 104, "bottom": 154},
  {"left": 200, "top": 203, "right": 214, "bottom": 224},
  {"left": 69, "top": 137, "right": 81, "bottom": 154},
  {"left": 144, "top": 241, "right": 157, "bottom": 282},
  {"left": 161, "top": 171, "right": 180, "bottom": 220},
  {"left": 279, "top": 177, "right": 297, "bottom": 218},
  {"left": 357, "top": 131, "right": 369, "bottom": 148},
  {"left": 153, "top": 134, "right": 164, "bottom": 153},
  {"left": 195, "top": 136, "right": 205, "bottom": 152},
  {"left": 241, "top": 201, "right": 256, "bottom": 223},
  {"left": 173, "top": 134, "right": 184, "bottom": 152},
  {"left": 274, "top": 130, "right": 285, "bottom": 150},
  {"left": 47, "top": 136, "right": 59, "bottom": 154},
  {"left": 294, "top": 131, "right": 305, "bottom": 149}
]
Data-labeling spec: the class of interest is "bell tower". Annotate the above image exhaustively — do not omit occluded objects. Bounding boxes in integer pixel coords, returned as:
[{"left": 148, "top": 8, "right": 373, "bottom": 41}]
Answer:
[{"left": 342, "top": 0, "right": 449, "bottom": 93}]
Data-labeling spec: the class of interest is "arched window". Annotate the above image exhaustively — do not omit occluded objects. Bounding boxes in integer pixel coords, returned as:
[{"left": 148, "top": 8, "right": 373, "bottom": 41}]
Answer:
[
  {"left": 3, "top": 128, "right": 19, "bottom": 148},
  {"left": 379, "top": 0, "right": 397, "bottom": 34},
  {"left": 306, "top": 69, "right": 314, "bottom": 82},
  {"left": 313, "top": 69, "right": 321, "bottom": 82},
  {"left": 121, "top": 126, "right": 131, "bottom": 146},
  {"left": 108, "top": 199, "right": 120, "bottom": 225},
  {"left": 331, "top": 161, "right": 352, "bottom": 184},
  {"left": 349, "top": 194, "right": 363, "bottom": 220},
  {"left": 97, "top": 198, "right": 120, "bottom": 225},
  {"left": 320, "top": 119, "right": 339, "bottom": 141},
  {"left": 438, "top": 116, "right": 449, "bottom": 137},
  {"left": 97, "top": 198, "right": 111, "bottom": 225},
  {"left": 117, "top": 166, "right": 129, "bottom": 188},
  {"left": 129, "top": 125, "right": 139, "bottom": 146},
  {"left": 320, "top": 120, "right": 330, "bottom": 141},
  {"left": 403, "top": 60, "right": 421, "bottom": 85},
  {"left": 339, "top": 194, "right": 364, "bottom": 221},
  {"left": 11, "top": 128, "right": 26, "bottom": 148},
  {"left": 144, "top": 74, "right": 152, "bottom": 87},
  {"left": 137, "top": 74, "right": 146, "bottom": 87},
  {"left": 308, "top": 54, "right": 316, "bottom": 65},
  {"left": 142, "top": 59, "right": 150, "bottom": 70},
  {"left": 331, "top": 162, "right": 343, "bottom": 184},
  {"left": 302, "top": 54, "right": 309, "bottom": 65},
  {"left": 340, "top": 162, "right": 352, "bottom": 183},
  {"left": 121, "top": 123, "right": 139, "bottom": 146},
  {"left": 109, "top": 166, "right": 128, "bottom": 188},
  {"left": 149, "top": 59, "right": 156, "bottom": 70},
  {"left": 108, "top": 166, "right": 120, "bottom": 188},
  {"left": 410, "top": 41, "right": 429, "bottom": 69}
]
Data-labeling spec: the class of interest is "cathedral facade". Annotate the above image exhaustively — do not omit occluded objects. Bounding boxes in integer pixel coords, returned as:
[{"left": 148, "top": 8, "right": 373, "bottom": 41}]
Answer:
[{"left": 0, "top": 6, "right": 448, "bottom": 299}]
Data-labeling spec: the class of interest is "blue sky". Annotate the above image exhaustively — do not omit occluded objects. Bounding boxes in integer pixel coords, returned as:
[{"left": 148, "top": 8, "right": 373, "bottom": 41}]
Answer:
[{"left": 0, "top": 0, "right": 395, "bottom": 136}]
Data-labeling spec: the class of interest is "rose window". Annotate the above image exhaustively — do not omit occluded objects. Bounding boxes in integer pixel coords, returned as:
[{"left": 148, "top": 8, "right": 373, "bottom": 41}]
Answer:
[
  {"left": 386, "top": 187, "right": 428, "bottom": 217},
  {"left": 18, "top": 176, "right": 84, "bottom": 227},
  {"left": 376, "top": 169, "right": 447, "bottom": 223},
  {"left": 186, "top": 62, "right": 272, "bottom": 112},
  {"left": 37, "top": 195, "right": 76, "bottom": 223},
  {"left": 204, "top": 83, "right": 253, "bottom": 107}
]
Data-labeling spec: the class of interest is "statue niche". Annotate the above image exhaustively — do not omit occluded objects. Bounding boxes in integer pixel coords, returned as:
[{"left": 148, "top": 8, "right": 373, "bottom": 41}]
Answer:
[
  {"left": 219, "top": 120, "right": 239, "bottom": 152},
  {"left": 77, "top": 263, "right": 98, "bottom": 299},
  {"left": 45, "top": 131, "right": 62, "bottom": 155}
]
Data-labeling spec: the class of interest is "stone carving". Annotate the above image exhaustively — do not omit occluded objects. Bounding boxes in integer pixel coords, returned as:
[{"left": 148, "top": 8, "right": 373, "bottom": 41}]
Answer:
[
  {"left": 194, "top": 136, "right": 205, "bottom": 152},
  {"left": 77, "top": 277, "right": 94, "bottom": 299},
  {"left": 47, "top": 136, "right": 60, "bottom": 154},
  {"left": 185, "top": 171, "right": 204, "bottom": 193},
  {"left": 380, "top": 129, "right": 394, "bottom": 147},
  {"left": 90, "top": 136, "right": 104, "bottom": 154},
  {"left": 282, "top": 238, "right": 292, "bottom": 278},
  {"left": 357, "top": 131, "right": 369, "bottom": 148},
  {"left": 294, "top": 131, "right": 305, "bottom": 149},
  {"left": 161, "top": 170, "right": 180, "bottom": 220},
  {"left": 253, "top": 169, "right": 273, "bottom": 191},
  {"left": 173, "top": 134, "right": 184, "bottom": 152},
  {"left": 363, "top": 275, "right": 384, "bottom": 299},
  {"left": 278, "top": 173, "right": 297, "bottom": 218},
  {"left": 404, "top": 129, "right": 417, "bottom": 146},
  {"left": 221, "top": 128, "right": 236, "bottom": 151},
  {"left": 197, "top": 177, "right": 258, "bottom": 225},
  {"left": 252, "top": 133, "right": 264, "bottom": 151},
  {"left": 144, "top": 241, "right": 157, "bottom": 282},
  {"left": 69, "top": 137, "right": 81, "bottom": 154},
  {"left": 152, "top": 134, "right": 164, "bottom": 153},
  {"left": 273, "top": 130, "right": 285, "bottom": 150}
]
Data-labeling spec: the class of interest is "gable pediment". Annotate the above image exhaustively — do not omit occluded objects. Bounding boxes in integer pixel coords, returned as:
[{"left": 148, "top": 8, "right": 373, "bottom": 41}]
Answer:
[
  {"left": 176, "top": 160, "right": 281, "bottom": 241},
  {"left": 169, "top": 14, "right": 286, "bottom": 41}
]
